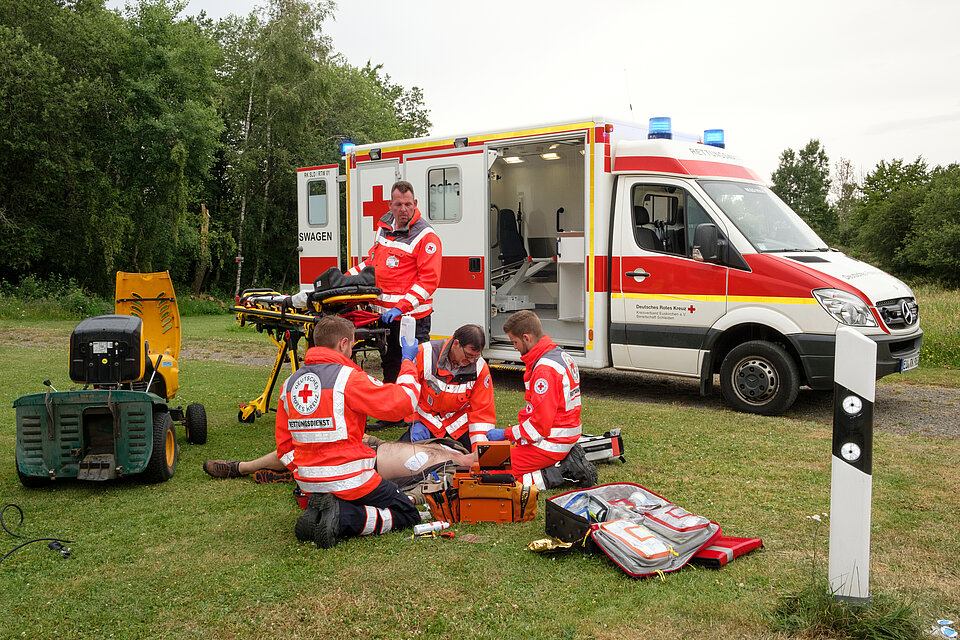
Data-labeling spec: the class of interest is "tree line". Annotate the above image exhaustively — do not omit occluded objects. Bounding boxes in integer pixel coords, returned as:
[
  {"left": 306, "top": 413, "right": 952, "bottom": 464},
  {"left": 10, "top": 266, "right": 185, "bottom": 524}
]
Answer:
[
  {"left": 0, "top": 0, "right": 428, "bottom": 297},
  {"left": 772, "top": 140, "right": 960, "bottom": 285},
  {"left": 3, "top": 1, "right": 956, "bottom": 299}
]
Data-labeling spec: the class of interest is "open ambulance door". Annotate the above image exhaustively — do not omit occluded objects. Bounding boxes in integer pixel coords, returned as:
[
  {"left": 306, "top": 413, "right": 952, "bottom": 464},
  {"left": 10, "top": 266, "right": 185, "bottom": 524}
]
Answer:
[
  {"left": 610, "top": 176, "right": 728, "bottom": 376},
  {"left": 403, "top": 148, "right": 492, "bottom": 339},
  {"left": 296, "top": 164, "right": 341, "bottom": 290}
]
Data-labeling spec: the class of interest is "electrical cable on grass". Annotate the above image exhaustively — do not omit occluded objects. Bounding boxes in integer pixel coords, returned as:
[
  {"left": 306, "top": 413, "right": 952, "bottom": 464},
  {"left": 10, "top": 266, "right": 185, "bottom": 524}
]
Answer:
[{"left": 1, "top": 503, "right": 74, "bottom": 566}]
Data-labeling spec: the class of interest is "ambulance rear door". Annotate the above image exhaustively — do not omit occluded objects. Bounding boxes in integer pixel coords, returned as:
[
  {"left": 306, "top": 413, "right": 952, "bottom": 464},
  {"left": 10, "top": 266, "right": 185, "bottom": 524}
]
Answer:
[
  {"left": 351, "top": 158, "right": 401, "bottom": 268},
  {"left": 403, "top": 147, "right": 491, "bottom": 338},
  {"left": 297, "top": 164, "right": 340, "bottom": 290}
]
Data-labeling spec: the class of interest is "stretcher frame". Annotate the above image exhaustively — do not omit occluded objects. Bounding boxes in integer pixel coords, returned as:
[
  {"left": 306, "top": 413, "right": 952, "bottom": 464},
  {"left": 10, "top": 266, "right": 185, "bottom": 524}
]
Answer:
[{"left": 232, "top": 288, "right": 388, "bottom": 423}]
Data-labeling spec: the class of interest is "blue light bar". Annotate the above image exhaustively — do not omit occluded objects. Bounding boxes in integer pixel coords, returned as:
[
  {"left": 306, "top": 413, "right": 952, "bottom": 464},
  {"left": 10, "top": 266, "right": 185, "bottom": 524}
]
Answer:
[
  {"left": 340, "top": 139, "right": 355, "bottom": 155},
  {"left": 648, "top": 116, "right": 672, "bottom": 140},
  {"left": 703, "top": 129, "right": 725, "bottom": 149}
]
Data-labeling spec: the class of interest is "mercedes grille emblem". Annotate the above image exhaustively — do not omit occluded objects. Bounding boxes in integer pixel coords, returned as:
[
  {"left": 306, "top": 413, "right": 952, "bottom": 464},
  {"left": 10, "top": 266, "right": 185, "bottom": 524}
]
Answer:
[{"left": 901, "top": 300, "right": 915, "bottom": 325}]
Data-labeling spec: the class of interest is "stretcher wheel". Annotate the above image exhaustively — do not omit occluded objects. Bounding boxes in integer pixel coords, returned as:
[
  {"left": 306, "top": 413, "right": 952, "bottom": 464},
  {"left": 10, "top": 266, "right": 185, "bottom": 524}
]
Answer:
[
  {"left": 185, "top": 403, "right": 207, "bottom": 445},
  {"left": 144, "top": 411, "right": 178, "bottom": 483},
  {"left": 238, "top": 410, "right": 255, "bottom": 424}
]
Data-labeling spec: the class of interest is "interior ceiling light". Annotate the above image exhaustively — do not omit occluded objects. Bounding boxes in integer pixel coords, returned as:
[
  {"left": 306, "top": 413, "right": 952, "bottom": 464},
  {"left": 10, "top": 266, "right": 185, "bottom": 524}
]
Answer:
[
  {"left": 540, "top": 152, "right": 561, "bottom": 160},
  {"left": 503, "top": 156, "right": 524, "bottom": 164},
  {"left": 548, "top": 143, "right": 559, "bottom": 150}
]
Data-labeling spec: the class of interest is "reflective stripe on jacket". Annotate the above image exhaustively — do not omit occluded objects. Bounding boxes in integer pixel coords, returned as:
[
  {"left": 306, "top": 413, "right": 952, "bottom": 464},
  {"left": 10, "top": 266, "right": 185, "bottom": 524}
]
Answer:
[
  {"left": 347, "top": 209, "right": 441, "bottom": 320},
  {"left": 414, "top": 338, "right": 495, "bottom": 449},
  {"left": 275, "top": 346, "right": 420, "bottom": 500},
  {"left": 507, "top": 335, "right": 582, "bottom": 459}
]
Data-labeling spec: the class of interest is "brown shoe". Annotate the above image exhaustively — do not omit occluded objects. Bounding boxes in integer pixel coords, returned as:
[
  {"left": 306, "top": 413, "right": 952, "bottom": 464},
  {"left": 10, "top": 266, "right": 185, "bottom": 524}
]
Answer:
[
  {"left": 254, "top": 469, "right": 294, "bottom": 484},
  {"left": 203, "top": 460, "right": 243, "bottom": 478}
]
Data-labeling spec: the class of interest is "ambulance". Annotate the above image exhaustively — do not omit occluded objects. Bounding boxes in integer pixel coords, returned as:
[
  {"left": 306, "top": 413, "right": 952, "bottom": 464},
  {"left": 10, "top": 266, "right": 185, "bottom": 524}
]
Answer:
[{"left": 295, "top": 117, "right": 923, "bottom": 415}]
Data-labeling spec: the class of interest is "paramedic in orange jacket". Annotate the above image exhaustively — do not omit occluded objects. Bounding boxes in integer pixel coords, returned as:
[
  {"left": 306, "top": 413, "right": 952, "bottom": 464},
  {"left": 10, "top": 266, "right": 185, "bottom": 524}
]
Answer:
[
  {"left": 347, "top": 180, "right": 442, "bottom": 385},
  {"left": 398, "top": 324, "right": 495, "bottom": 451},
  {"left": 276, "top": 315, "right": 422, "bottom": 549},
  {"left": 485, "top": 310, "right": 597, "bottom": 490}
]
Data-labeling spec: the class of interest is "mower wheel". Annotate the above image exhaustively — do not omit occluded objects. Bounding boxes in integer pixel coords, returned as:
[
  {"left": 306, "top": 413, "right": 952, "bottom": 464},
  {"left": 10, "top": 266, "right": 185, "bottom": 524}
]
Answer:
[
  {"left": 185, "top": 403, "right": 208, "bottom": 445},
  {"left": 15, "top": 456, "right": 49, "bottom": 488},
  {"left": 144, "top": 411, "right": 178, "bottom": 483}
]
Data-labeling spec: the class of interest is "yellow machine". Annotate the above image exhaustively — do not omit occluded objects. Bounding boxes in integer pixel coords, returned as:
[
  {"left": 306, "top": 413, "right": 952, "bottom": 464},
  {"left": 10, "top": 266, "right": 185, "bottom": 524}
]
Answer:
[
  {"left": 115, "top": 271, "right": 181, "bottom": 399},
  {"left": 232, "top": 268, "right": 388, "bottom": 423},
  {"left": 15, "top": 271, "right": 206, "bottom": 487},
  {"left": 114, "top": 271, "right": 206, "bottom": 444}
]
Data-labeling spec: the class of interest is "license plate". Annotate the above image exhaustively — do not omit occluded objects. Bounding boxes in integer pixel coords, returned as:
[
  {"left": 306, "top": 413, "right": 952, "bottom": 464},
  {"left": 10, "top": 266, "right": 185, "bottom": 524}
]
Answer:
[{"left": 900, "top": 354, "right": 919, "bottom": 372}]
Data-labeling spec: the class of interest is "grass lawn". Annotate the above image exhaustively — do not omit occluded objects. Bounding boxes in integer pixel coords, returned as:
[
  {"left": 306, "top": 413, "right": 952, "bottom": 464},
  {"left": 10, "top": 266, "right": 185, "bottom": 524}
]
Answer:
[{"left": 1, "top": 315, "right": 957, "bottom": 639}]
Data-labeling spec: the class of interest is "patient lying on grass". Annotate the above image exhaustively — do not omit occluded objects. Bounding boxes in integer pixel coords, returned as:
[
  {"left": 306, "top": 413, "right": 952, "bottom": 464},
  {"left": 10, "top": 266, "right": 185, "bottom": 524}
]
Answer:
[{"left": 203, "top": 435, "right": 477, "bottom": 486}]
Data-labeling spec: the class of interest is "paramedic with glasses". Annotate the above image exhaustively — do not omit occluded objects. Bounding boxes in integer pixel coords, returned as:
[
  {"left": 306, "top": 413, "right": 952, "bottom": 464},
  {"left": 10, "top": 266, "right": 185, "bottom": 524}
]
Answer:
[{"left": 399, "top": 323, "right": 496, "bottom": 451}]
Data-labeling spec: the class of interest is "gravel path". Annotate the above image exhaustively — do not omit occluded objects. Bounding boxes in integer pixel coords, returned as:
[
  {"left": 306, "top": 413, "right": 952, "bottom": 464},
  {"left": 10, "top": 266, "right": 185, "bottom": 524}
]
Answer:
[
  {"left": 11, "top": 327, "right": 955, "bottom": 438},
  {"left": 489, "top": 367, "right": 960, "bottom": 440}
]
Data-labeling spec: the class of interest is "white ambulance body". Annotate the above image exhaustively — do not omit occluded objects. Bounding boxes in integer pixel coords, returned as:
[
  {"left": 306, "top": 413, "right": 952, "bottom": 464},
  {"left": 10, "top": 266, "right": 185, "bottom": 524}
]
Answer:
[{"left": 295, "top": 117, "right": 922, "bottom": 415}]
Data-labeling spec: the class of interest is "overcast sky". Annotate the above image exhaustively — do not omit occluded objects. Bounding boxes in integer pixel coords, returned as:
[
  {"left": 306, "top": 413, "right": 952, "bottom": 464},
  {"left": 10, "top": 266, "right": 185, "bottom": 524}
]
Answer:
[{"left": 108, "top": 0, "right": 960, "bottom": 182}]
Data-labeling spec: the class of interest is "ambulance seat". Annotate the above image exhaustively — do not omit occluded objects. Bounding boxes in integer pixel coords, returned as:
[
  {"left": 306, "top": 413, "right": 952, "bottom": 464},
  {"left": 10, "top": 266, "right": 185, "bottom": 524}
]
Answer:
[
  {"left": 498, "top": 208, "right": 527, "bottom": 265},
  {"left": 633, "top": 206, "right": 663, "bottom": 252}
]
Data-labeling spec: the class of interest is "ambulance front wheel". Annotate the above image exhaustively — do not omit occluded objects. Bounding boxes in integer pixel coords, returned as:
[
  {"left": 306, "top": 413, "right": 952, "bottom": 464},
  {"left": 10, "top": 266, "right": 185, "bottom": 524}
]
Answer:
[{"left": 720, "top": 340, "right": 799, "bottom": 416}]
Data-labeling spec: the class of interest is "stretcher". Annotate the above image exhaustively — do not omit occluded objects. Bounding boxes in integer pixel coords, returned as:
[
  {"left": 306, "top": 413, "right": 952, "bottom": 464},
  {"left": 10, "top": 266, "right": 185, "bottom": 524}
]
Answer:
[{"left": 231, "top": 267, "right": 389, "bottom": 423}]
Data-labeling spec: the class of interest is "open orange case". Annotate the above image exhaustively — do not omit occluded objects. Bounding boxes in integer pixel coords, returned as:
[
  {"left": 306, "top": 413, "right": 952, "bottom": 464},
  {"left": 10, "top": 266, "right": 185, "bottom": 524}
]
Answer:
[{"left": 424, "top": 441, "right": 537, "bottom": 524}]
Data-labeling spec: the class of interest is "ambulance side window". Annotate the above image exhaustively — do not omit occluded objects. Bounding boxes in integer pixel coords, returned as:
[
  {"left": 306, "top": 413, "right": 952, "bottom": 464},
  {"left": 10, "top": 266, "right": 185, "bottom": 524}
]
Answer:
[
  {"left": 631, "top": 185, "right": 713, "bottom": 258},
  {"left": 684, "top": 195, "right": 712, "bottom": 256},
  {"left": 308, "top": 180, "right": 328, "bottom": 226},
  {"left": 427, "top": 166, "right": 461, "bottom": 222}
]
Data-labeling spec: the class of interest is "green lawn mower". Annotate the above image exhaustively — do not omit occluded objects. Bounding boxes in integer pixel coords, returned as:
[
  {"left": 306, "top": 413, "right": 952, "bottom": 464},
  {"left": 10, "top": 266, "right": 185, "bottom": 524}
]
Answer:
[{"left": 14, "top": 272, "right": 206, "bottom": 486}]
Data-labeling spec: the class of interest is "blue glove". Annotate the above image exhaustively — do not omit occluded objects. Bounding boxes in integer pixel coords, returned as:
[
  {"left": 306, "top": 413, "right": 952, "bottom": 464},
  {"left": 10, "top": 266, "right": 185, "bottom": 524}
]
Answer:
[
  {"left": 409, "top": 421, "right": 430, "bottom": 442},
  {"left": 381, "top": 308, "right": 402, "bottom": 324},
  {"left": 486, "top": 428, "right": 506, "bottom": 441},
  {"left": 400, "top": 336, "right": 419, "bottom": 362}
]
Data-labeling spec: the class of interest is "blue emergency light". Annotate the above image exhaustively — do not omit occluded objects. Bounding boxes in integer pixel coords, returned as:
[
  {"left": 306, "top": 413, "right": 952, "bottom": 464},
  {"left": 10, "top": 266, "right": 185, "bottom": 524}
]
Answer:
[
  {"left": 703, "top": 129, "right": 725, "bottom": 148},
  {"left": 340, "top": 138, "right": 355, "bottom": 155},
  {"left": 648, "top": 117, "right": 672, "bottom": 140}
]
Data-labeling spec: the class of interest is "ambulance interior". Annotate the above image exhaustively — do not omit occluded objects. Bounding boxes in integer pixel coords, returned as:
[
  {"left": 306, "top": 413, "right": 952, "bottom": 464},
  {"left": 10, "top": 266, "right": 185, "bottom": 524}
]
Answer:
[{"left": 487, "top": 135, "right": 586, "bottom": 353}]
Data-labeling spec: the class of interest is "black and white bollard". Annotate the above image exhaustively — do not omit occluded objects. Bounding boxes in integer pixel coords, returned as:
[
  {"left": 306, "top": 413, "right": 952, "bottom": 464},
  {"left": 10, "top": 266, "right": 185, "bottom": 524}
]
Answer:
[{"left": 828, "top": 326, "right": 877, "bottom": 602}]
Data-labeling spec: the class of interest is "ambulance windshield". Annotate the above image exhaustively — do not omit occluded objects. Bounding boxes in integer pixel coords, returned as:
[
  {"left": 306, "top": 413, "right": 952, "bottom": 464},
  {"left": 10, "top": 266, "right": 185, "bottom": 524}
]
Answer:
[{"left": 698, "top": 180, "right": 828, "bottom": 252}]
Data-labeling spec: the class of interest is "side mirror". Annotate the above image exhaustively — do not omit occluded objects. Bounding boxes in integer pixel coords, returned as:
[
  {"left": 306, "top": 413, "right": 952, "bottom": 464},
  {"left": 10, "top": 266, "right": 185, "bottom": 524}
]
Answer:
[{"left": 693, "top": 223, "right": 721, "bottom": 262}]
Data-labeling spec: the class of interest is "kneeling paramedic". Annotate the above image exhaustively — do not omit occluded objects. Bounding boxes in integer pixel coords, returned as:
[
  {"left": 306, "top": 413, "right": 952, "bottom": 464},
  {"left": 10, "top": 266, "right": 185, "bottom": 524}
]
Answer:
[
  {"left": 485, "top": 310, "right": 597, "bottom": 490},
  {"left": 399, "top": 323, "right": 496, "bottom": 451},
  {"left": 276, "top": 315, "right": 422, "bottom": 548}
]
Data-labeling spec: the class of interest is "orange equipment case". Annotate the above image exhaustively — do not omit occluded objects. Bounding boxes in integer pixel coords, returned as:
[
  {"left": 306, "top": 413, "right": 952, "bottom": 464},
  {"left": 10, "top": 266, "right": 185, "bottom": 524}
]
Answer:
[{"left": 425, "top": 442, "right": 537, "bottom": 524}]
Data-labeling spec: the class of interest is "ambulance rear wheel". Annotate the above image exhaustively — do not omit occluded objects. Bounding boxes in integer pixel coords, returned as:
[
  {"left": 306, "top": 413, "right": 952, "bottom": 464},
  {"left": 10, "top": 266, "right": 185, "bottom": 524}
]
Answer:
[
  {"left": 720, "top": 340, "right": 799, "bottom": 416},
  {"left": 144, "top": 412, "right": 178, "bottom": 483},
  {"left": 185, "top": 403, "right": 207, "bottom": 445}
]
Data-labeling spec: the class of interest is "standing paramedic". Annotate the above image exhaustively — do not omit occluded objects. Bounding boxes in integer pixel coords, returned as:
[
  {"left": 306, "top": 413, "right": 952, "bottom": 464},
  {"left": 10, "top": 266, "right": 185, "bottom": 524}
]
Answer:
[
  {"left": 399, "top": 323, "right": 495, "bottom": 451},
  {"left": 485, "top": 310, "right": 597, "bottom": 490},
  {"left": 276, "top": 315, "right": 422, "bottom": 549},
  {"left": 347, "top": 180, "right": 442, "bottom": 386}
]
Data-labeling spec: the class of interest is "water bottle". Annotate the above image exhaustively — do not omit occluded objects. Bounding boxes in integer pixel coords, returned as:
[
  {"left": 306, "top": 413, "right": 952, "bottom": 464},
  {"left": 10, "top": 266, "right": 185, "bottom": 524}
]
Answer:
[
  {"left": 399, "top": 314, "right": 416, "bottom": 346},
  {"left": 413, "top": 521, "right": 450, "bottom": 535}
]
